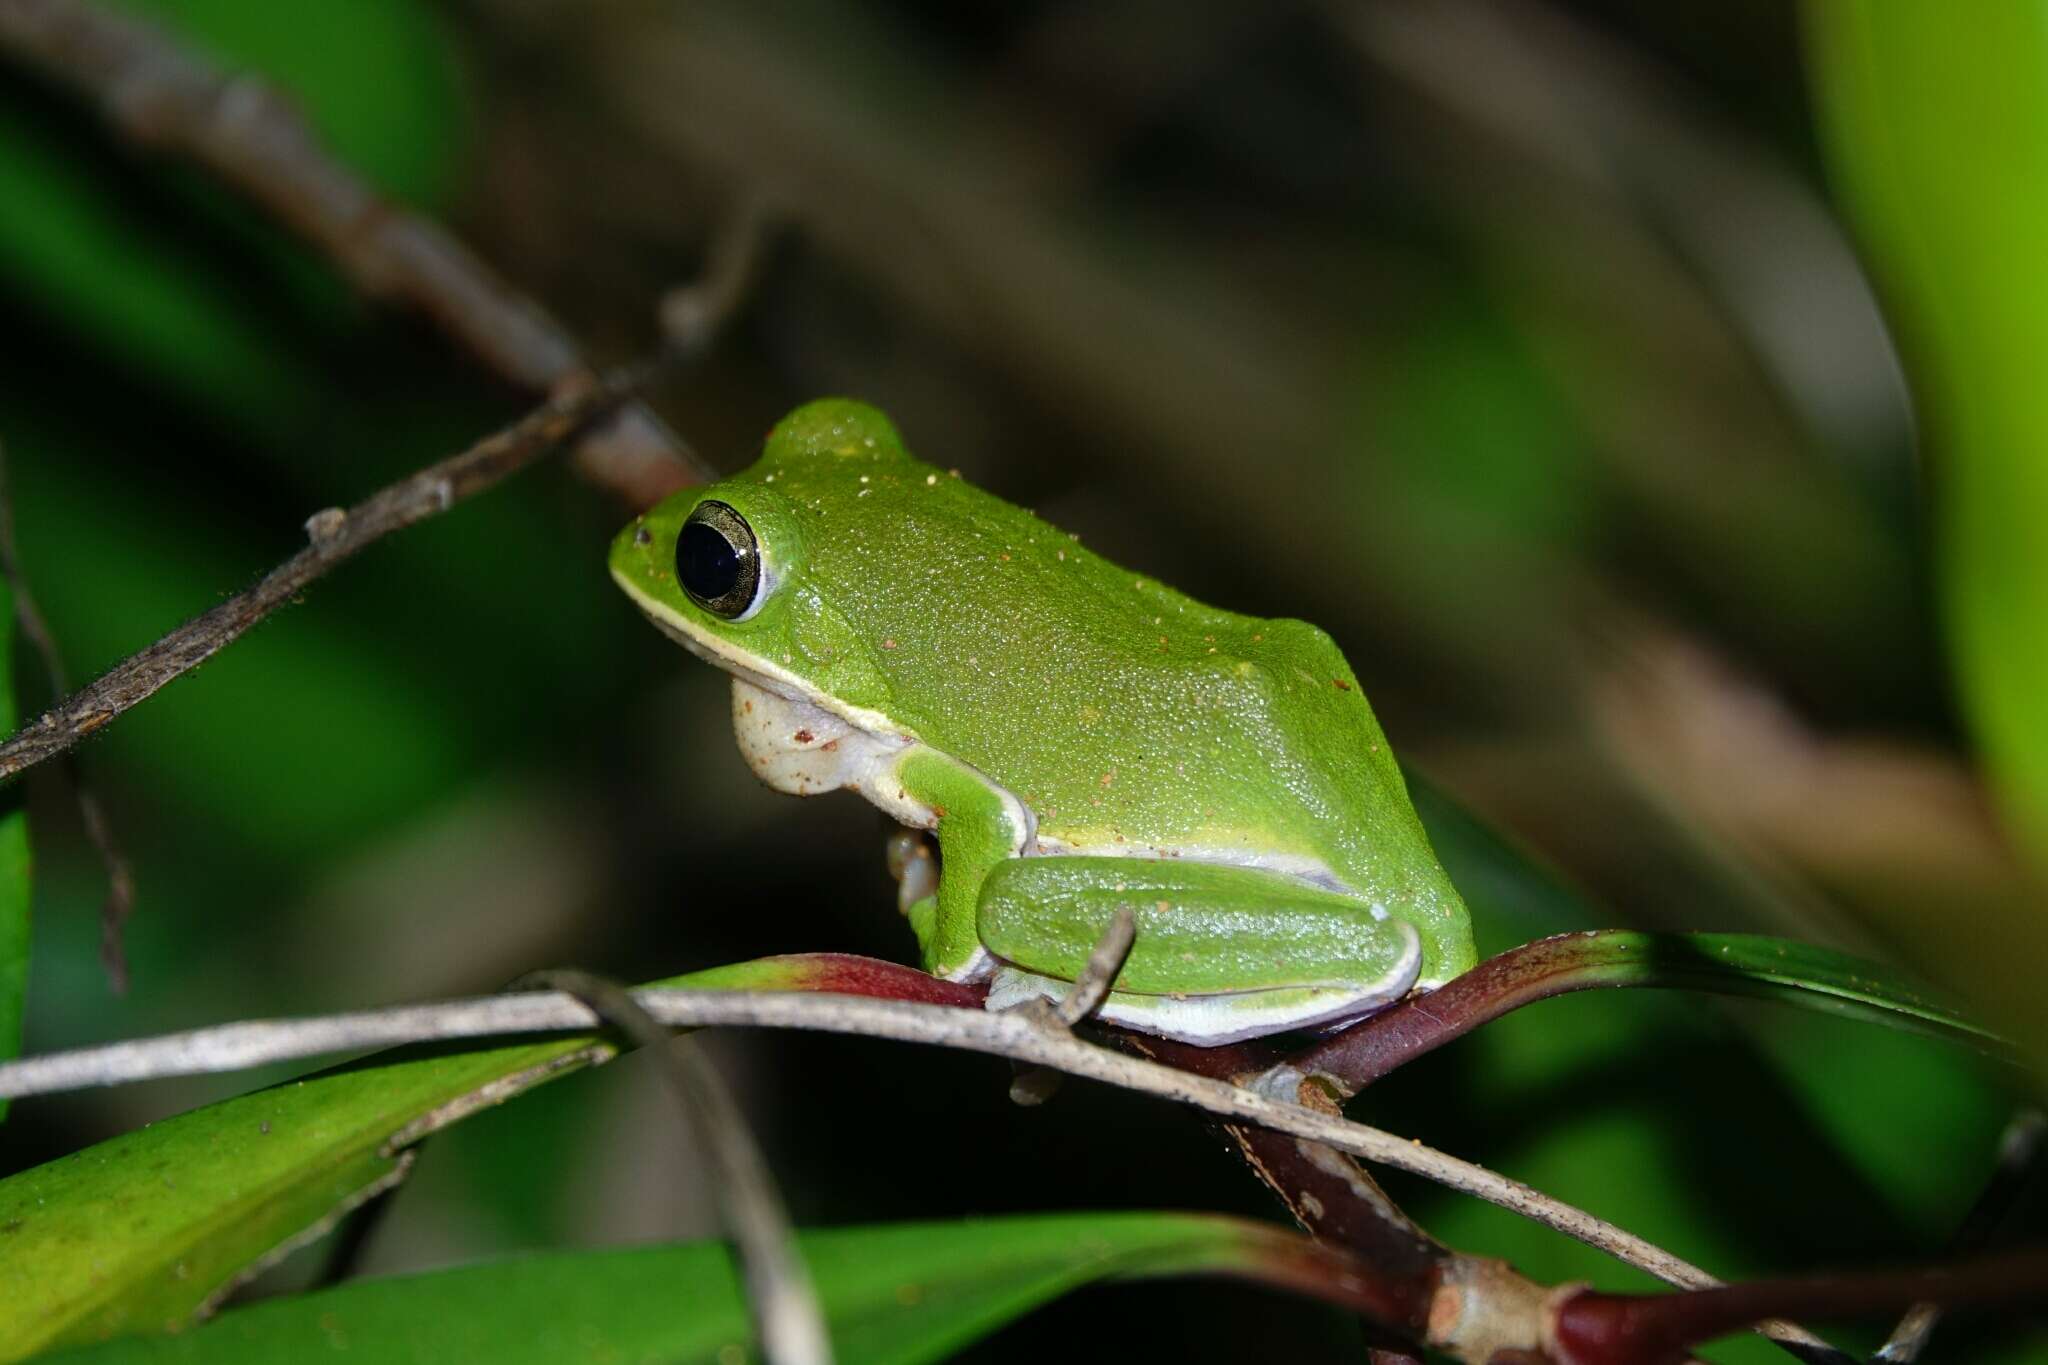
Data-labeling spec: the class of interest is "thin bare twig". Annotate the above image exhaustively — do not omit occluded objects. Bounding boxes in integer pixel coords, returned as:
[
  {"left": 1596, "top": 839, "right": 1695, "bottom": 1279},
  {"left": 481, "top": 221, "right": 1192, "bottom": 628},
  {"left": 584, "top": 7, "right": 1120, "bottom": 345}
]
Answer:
[
  {"left": 660, "top": 191, "right": 781, "bottom": 357},
  {"left": 0, "top": 981, "right": 1843, "bottom": 1362},
  {"left": 0, "top": 440, "right": 135, "bottom": 987},
  {"left": 524, "top": 970, "right": 830, "bottom": 1365},
  {"left": 1877, "top": 1109, "right": 2047, "bottom": 1364},
  {"left": 1054, "top": 904, "right": 1137, "bottom": 1028},
  {"left": 0, "top": 0, "right": 714, "bottom": 503},
  {"left": 0, "top": 369, "right": 634, "bottom": 787},
  {"left": 0, "top": 186, "right": 774, "bottom": 790},
  {"left": 1005, "top": 905, "right": 1135, "bottom": 1104}
]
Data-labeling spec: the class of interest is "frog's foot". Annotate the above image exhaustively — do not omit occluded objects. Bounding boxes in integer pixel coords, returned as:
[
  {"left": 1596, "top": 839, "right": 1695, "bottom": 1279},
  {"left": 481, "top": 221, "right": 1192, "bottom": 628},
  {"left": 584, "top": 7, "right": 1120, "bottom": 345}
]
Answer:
[{"left": 984, "top": 942, "right": 1419, "bottom": 1046}]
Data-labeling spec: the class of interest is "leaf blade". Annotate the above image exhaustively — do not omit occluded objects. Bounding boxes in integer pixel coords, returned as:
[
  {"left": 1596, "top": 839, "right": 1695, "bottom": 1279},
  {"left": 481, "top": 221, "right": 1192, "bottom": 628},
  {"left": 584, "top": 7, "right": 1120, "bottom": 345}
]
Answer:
[
  {"left": 33, "top": 1213, "right": 1356, "bottom": 1365},
  {"left": 0, "top": 571, "right": 28, "bottom": 1123},
  {"left": 0, "top": 955, "right": 955, "bottom": 1360}
]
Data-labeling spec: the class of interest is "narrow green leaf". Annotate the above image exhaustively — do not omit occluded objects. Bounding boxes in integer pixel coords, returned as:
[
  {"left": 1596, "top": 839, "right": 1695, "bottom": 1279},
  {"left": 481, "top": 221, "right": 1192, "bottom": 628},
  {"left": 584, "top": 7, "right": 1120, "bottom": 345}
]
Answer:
[
  {"left": 0, "top": 955, "right": 956, "bottom": 1360},
  {"left": 0, "top": 571, "right": 29, "bottom": 1123},
  {"left": 1408, "top": 775, "right": 2018, "bottom": 1250},
  {"left": 1640, "top": 934, "right": 2005, "bottom": 1049},
  {"left": 1470, "top": 931, "right": 2003, "bottom": 1054},
  {"left": 1298, "top": 929, "right": 2006, "bottom": 1101},
  {"left": 34, "top": 1213, "right": 1350, "bottom": 1365},
  {"left": 1418, "top": 772, "right": 2005, "bottom": 1050}
]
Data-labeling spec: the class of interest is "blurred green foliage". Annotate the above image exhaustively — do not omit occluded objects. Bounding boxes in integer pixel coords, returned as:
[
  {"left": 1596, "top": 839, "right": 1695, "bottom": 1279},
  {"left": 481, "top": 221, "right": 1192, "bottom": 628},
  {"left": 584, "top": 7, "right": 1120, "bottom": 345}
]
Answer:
[
  {"left": 39, "top": 1213, "right": 1368, "bottom": 1365},
  {"left": 0, "top": 1015, "right": 601, "bottom": 1357},
  {"left": 0, "top": 574, "right": 26, "bottom": 1118},
  {"left": 0, "top": 0, "right": 2040, "bottom": 1361},
  {"left": 1807, "top": 1, "right": 2048, "bottom": 1062}
]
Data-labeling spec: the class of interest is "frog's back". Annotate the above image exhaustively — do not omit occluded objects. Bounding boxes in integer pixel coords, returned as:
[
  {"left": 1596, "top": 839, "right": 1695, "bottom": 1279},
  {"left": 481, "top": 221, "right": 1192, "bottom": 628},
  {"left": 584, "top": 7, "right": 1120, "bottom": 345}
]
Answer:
[{"left": 752, "top": 404, "right": 1461, "bottom": 961}]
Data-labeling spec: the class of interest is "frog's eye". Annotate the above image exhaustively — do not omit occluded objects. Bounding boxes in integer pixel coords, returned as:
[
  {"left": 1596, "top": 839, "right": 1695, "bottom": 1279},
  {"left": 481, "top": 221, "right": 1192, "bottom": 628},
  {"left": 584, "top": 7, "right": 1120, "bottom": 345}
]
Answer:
[{"left": 677, "top": 500, "right": 763, "bottom": 619}]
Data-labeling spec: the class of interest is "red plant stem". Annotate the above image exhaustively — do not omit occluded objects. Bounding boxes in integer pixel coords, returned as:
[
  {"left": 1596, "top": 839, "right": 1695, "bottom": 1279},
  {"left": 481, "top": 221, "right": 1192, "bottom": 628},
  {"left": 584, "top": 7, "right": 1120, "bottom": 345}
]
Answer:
[
  {"left": 1551, "top": 1248, "right": 2048, "bottom": 1365},
  {"left": 1129, "top": 1033, "right": 1450, "bottom": 1333},
  {"left": 1284, "top": 931, "right": 1861, "bottom": 1098}
]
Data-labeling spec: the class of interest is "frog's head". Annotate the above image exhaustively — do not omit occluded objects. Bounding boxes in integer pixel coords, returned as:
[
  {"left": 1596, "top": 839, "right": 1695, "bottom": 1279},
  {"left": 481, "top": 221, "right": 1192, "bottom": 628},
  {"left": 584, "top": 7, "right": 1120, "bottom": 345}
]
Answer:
[{"left": 609, "top": 399, "right": 911, "bottom": 721}]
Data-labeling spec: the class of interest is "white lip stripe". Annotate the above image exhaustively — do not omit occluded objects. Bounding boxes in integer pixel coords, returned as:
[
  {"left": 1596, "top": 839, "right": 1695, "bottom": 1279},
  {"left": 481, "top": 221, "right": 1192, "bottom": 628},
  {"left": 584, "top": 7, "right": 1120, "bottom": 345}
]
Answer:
[{"left": 613, "top": 570, "right": 912, "bottom": 741}]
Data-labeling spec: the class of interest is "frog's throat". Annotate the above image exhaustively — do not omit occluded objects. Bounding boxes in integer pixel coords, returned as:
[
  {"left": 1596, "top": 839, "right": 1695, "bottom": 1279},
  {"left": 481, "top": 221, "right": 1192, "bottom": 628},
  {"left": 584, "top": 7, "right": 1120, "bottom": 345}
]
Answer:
[
  {"left": 614, "top": 571, "right": 911, "bottom": 744},
  {"left": 615, "top": 570, "right": 1036, "bottom": 857}
]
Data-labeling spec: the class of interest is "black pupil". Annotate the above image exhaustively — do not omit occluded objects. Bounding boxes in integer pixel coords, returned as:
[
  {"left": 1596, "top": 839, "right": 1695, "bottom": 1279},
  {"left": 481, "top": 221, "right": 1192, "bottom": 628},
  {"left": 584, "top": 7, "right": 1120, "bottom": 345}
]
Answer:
[{"left": 679, "top": 520, "right": 742, "bottom": 603}]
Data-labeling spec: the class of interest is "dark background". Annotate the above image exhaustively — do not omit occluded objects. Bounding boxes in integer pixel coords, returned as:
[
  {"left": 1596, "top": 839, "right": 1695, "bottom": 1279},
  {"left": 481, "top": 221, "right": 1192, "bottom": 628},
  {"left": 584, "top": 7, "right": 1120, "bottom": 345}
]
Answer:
[{"left": 0, "top": 2, "right": 2041, "bottom": 1360}]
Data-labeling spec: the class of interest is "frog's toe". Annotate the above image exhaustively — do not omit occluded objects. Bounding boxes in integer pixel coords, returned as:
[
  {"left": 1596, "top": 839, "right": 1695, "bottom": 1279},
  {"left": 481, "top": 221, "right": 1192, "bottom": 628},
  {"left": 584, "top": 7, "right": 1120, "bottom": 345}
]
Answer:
[{"left": 983, "top": 924, "right": 1422, "bottom": 1045}]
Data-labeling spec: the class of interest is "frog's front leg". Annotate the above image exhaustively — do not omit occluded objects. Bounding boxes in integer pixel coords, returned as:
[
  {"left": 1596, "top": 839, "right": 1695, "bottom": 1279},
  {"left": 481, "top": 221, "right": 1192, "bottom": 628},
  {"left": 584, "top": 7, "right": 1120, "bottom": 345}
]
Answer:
[
  {"left": 975, "top": 857, "right": 1421, "bottom": 1045},
  {"left": 893, "top": 749, "right": 1029, "bottom": 983}
]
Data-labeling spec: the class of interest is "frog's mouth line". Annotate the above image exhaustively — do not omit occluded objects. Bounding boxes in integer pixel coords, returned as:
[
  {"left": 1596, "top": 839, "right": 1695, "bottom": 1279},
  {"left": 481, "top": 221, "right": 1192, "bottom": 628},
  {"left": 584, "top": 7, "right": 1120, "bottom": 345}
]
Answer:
[{"left": 612, "top": 568, "right": 914, "bottom": 744}]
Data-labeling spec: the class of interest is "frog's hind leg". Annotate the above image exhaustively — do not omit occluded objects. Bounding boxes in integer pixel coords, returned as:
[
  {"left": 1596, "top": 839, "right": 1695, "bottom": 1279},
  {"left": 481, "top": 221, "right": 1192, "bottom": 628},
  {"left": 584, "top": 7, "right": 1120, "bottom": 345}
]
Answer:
[
  {"left": 985, "top": 967, "right": 1412, "bottom": 1044},
  {"left": 976, "top": 855, "right": 1422, "bottom": 1045}
]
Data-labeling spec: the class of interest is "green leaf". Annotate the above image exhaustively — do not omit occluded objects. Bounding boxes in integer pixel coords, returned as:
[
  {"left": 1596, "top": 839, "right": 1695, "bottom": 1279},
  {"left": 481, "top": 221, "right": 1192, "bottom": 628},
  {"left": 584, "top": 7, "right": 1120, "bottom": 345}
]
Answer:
[
  {"left": 1516, "top": 932, "right": 2000, "bottom": 1055},
  {"left": 1421, "top": 772, "right": 2006, "bottom": 1050},
  {"left": 33, "top": 1214, "right": 1350, "bottom": 1365},
  {"left": 0, "top": 571, "right": 28, "bottom": 1122},
  {"left": 0, "top": 956, "right": 928, "bottom": 1361},
  {"left": 1304, "top": 931, "right": 2007, "bottom": 1105},
  {"left": 1404, "top": 772, "right": 2015, "bottom": 1296},
  {"left": 1804, "top": 1, "right": 2048, "bottom": 1064},
  {"left": 1631, "top": 934, "right": 2006, "bottom": 1050},
  {"left": 0, "top": 1037, "right": 610, "bottom": 1360}
]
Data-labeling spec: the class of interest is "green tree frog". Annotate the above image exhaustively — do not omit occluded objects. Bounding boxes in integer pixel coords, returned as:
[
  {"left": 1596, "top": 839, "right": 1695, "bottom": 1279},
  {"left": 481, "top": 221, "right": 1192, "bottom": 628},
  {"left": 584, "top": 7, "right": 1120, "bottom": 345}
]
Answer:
[{"left": 611, "top": 400, "right": 1476, "bottom": 1043}]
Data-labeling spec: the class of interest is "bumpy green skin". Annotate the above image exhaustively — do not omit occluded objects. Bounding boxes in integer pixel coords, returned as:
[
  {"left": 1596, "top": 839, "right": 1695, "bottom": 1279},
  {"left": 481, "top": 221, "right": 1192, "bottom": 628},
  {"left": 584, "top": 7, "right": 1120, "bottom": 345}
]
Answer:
[{"left": 612, "top": 400, "right": 1475, "bottom": 1030}]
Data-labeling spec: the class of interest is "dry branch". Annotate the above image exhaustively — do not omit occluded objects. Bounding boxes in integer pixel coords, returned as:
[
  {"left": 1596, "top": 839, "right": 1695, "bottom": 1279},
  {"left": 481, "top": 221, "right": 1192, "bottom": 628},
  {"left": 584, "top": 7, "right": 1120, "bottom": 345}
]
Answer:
[
  {"left": 0, "top": 0, "right": 711, "bottom": 503},
  {"left": 0, "top": 370, "right": 632, "bottom": 785},
  {"left": 0, "top": 980, "right": 1848, "bottom": 1363}
]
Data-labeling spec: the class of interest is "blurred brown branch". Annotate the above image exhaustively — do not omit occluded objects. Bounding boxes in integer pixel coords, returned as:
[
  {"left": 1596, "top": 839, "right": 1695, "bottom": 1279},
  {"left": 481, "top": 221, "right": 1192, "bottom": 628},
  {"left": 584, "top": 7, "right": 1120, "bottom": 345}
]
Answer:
[
  {"left": 1587, "top": 622, "right": 2048, "bottom": 1059},
  {"left": 0, "top": 169, "right": 771, "bottom": 789},
  {"left": 0, "top": 0, "right": 711, "bottom": 504}
]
